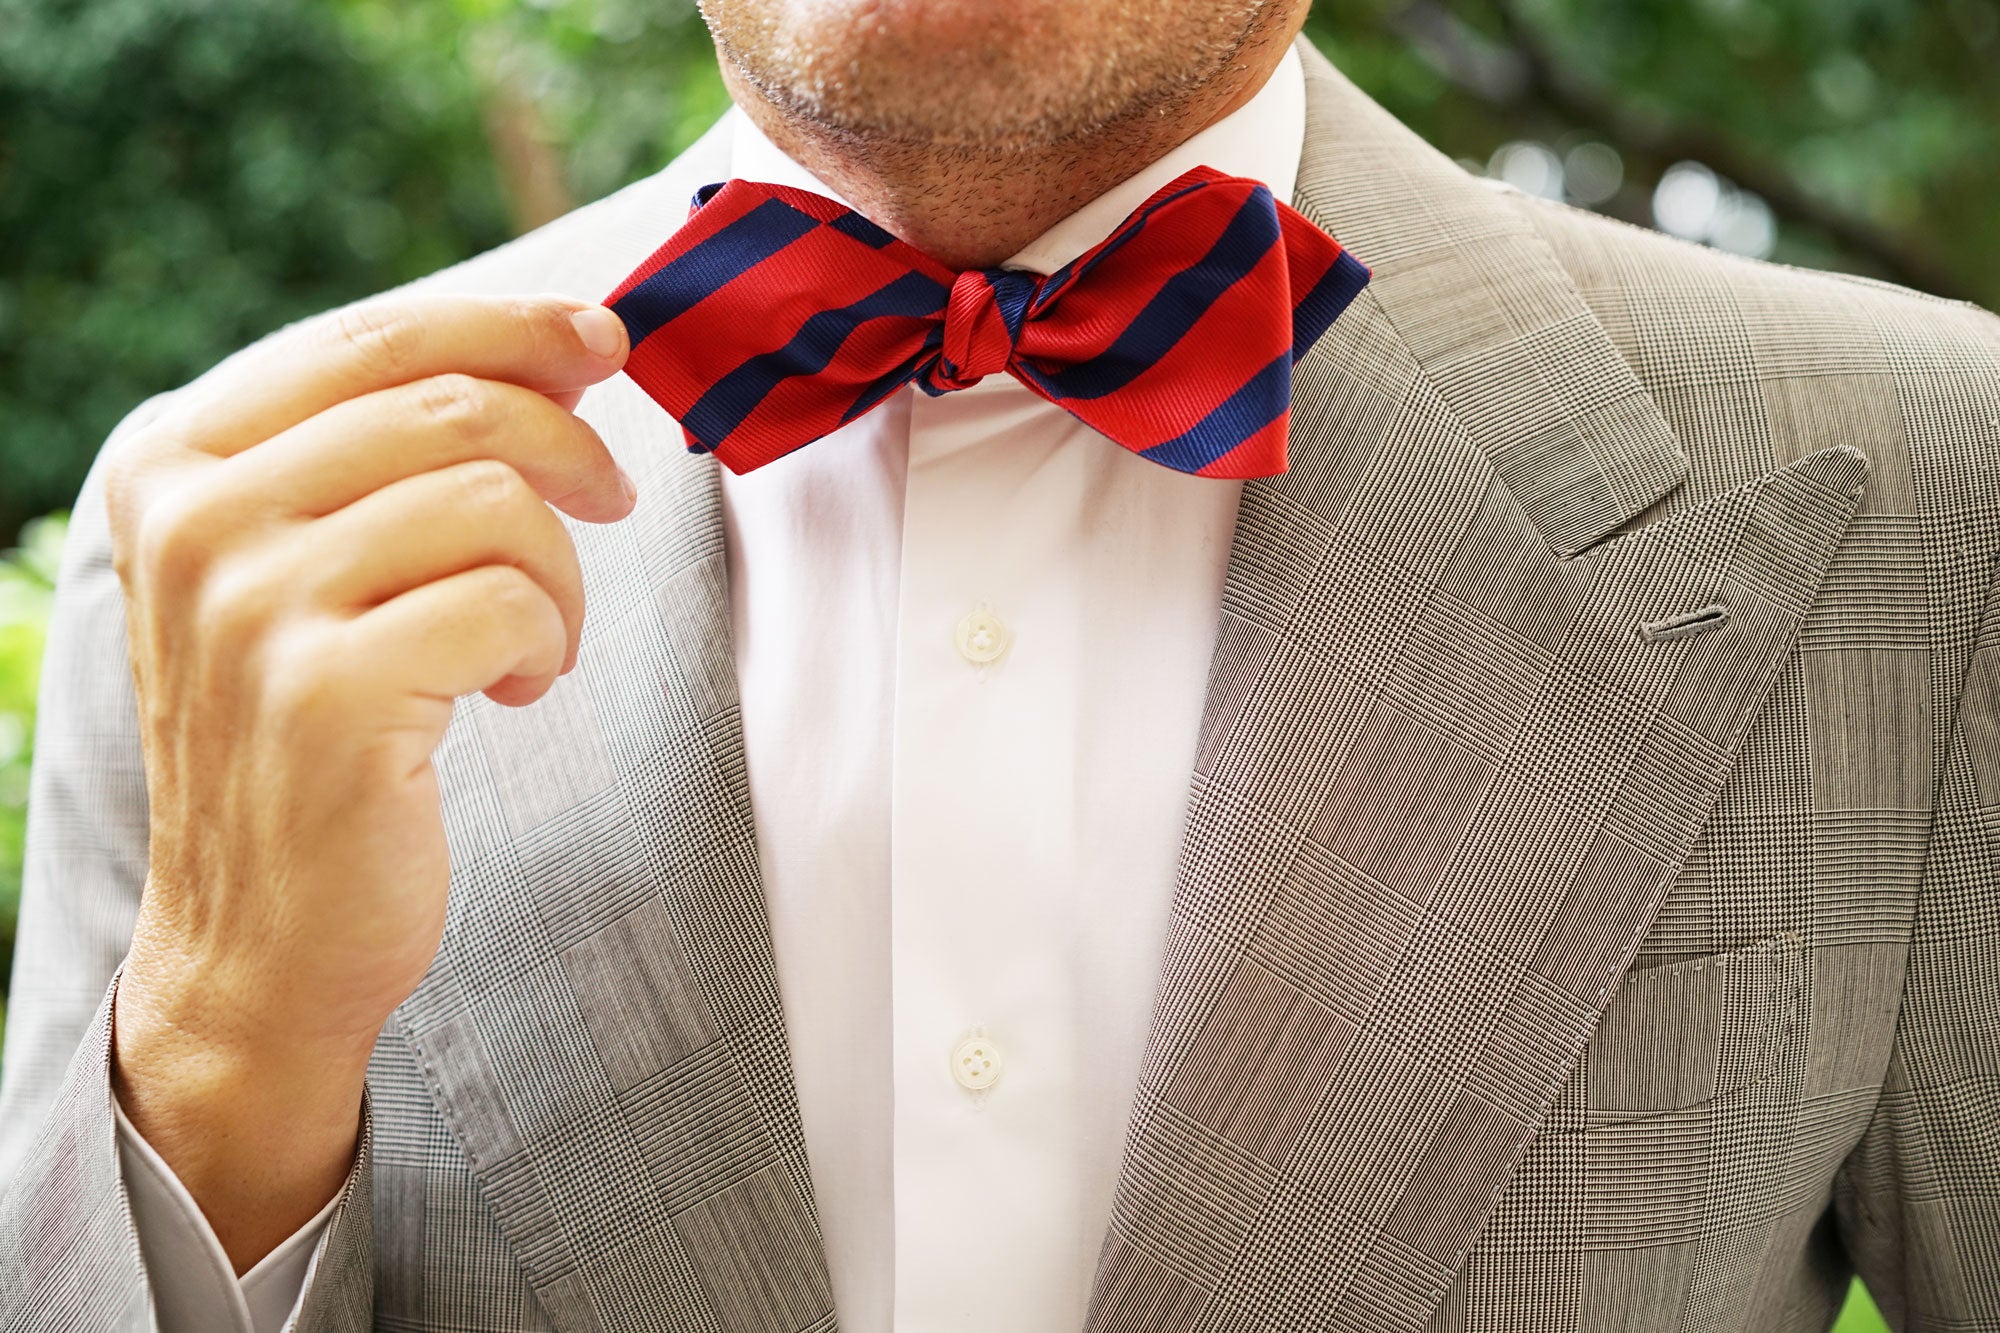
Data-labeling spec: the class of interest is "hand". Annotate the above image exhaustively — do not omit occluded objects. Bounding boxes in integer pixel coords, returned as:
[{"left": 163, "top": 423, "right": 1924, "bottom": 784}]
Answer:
[{"left": 102, "top": 293, "right": 635, "bottom": 1270}]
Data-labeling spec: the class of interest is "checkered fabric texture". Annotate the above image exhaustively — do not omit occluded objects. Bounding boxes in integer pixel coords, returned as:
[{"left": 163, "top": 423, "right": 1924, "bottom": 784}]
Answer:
[{"left": 4, "top": 37, "right": 1998, "bottom": 1333}]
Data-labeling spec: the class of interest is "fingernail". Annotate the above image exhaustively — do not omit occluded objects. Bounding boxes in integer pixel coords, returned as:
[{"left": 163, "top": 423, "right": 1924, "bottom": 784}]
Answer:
[
  {"left": 571, "top": 306, "right": 627, "bottom": 361},
  {"left": 617, "top": 465, "right": 639, "bottom": 503}
]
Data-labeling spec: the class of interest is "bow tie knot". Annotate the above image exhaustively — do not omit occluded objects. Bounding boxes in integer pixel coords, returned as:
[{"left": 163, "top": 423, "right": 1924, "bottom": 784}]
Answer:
[
  {"left": 932, "top": 268, "right": 1035, "bottom": 392},
  {"left": 606, "top": 167, "right": 1370, "bottom": 478}
]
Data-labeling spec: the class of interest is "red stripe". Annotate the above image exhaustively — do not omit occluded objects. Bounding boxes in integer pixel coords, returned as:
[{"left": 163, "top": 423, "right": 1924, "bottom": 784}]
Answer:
[
  {"left": 1051, "top": 243, "right": 1291, "bottom": 449},
  {"left": 1191, "top": 412, "right": 1291, "bottom": 479},
  {"left": 1280, "top": 222, "right": 1343, "bottom": 316},
  {"left": 624, "top": 231, "right": 935, "bottom": 434},
  {"left": 604, "top": 184, "right": 777, "bottom": 306},
  {"left": 1034, "top": 167, "right": 1232, "bottom": 314},
  {"left": 707, "top": 312, "right": 941, "bottom": 469},
  {"left": 1020, "top": 181, "right": 1257, "bottom": 367},
  {"left": 746, "top": 182, "right": 957, "bottom": 284},
  {"left": 646, "top": 228, "right": 918, "bottom": 373}
]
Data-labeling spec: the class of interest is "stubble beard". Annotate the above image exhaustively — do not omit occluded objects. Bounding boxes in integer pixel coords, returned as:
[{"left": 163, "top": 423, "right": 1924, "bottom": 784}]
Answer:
[{"left": 697, "top": 0, "right": 1279, "bottom": 154}]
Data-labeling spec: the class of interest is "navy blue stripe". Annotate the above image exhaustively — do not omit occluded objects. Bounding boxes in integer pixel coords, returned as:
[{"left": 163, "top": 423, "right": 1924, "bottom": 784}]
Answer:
[
  {"left": 1029, "top": 193, "right": 1277, "bottom": 403},
  {"left": 830, "top": 211, "right": 898, "bottom": 248},
  {"left": 1037, "top": 259, "right": 1082, "bottom": 309},
  {"left": 680, "top": 269, "right": 949, "bottom": 447},
  {"left": 1291, "top": 248, "right": 1371, "bottom": 356},
  {"left": 1137, "top": 351, "right": 1292, "bottom": 474},
  {"left": 613, "top": 197, "right": 820, "bottom": 347},
  {"left": 989, "top": 269, "right": 1038, "bottom": 341},
  {"left": 840, "top": 330, "right": 944, "bottom": 422}
]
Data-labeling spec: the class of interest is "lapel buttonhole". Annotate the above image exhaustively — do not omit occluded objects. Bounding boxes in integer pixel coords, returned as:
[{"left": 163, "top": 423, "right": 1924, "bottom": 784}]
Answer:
[{"left": 1637, "top": 601, "right": 1730, "bottom": 643}]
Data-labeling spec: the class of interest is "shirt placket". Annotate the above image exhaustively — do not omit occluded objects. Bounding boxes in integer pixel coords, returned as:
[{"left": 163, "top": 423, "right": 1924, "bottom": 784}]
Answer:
[{"left": 888, "top": 384, "right": 1086, "bottom": 1330}]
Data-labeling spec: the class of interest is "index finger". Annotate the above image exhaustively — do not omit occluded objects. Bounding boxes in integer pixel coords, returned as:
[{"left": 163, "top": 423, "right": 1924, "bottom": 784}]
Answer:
[{"left": 162, "top": 292, "right": 631, "bottom": 459}]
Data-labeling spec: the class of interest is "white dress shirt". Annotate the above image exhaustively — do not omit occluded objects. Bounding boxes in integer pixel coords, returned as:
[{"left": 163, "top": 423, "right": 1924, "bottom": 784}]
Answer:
[{"left": 118, "top": 45, "right": 1306, "bottom": 1331}]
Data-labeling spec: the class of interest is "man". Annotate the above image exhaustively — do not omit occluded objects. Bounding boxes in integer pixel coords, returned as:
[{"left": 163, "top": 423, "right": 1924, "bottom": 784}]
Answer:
[{"left": 1, "top": 0, "right": 1996, "bottom": 1329}]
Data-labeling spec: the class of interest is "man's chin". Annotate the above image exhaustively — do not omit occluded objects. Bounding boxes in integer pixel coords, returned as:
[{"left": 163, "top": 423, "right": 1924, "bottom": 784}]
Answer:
[
  {"left": 705, "top": 0, "right": 1256, "bottom": 149},
  {"left": 708, "top": 3, "right": 1104, "bottom": 143}
]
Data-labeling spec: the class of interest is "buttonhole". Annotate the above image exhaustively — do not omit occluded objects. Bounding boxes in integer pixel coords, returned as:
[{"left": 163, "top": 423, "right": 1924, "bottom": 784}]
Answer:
[{"left": 1637, "top": 601, "right": 1729, "bottom": 643}]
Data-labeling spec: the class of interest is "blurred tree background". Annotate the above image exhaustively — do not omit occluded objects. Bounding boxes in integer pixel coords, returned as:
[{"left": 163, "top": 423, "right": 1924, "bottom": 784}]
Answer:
[{"left": 2, "top": 3, "right": 1990, "bottom": 1326}]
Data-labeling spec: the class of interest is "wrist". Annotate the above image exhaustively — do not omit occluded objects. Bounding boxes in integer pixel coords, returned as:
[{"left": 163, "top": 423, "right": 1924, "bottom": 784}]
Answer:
[
  {"left": 116, "top": 942, "right": 378, "bottom": 1074},
  {"left": 111, "top": 955, "right": 373, "bottom": 1273}
]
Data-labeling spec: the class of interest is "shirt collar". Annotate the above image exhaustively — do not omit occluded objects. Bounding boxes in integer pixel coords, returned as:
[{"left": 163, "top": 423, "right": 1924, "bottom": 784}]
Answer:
[{"left": 723, "top": 42, "right": 1306, "bottom": 278}]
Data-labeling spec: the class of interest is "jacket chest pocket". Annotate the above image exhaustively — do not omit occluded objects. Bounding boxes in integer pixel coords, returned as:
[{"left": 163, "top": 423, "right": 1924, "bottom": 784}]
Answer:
[{"left": 1578, "top": 930, "right": 1808, "bottom": 1125}]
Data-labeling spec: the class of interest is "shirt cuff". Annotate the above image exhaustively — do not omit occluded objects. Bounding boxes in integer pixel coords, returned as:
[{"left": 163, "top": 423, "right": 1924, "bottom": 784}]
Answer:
[{"left": 113, "top": 1092, "right": 341, "bottom": 1333}]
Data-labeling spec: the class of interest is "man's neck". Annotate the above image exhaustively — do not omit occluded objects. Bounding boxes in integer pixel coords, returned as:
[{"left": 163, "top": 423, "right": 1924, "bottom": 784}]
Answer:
[{"left": 716, "top": 15, "right": 1306, "bottom": 271}]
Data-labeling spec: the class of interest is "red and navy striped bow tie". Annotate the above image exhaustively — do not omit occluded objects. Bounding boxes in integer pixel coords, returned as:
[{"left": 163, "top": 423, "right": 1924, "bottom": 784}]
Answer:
[{"left": 604, "top": 165, "right": 1369, "bottom": 479}]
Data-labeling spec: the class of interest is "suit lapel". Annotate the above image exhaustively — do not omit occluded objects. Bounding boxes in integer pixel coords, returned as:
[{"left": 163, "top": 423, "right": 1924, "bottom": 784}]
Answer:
[
  {"left": 394, "top": 415, "right": 837, "bottom": 1333},
  {"left": 1083, "top": 43, "right": 1867, "bottom": 1333},
  {"left": 385, "top": 120, "right": 837, "bottom": 1333}
]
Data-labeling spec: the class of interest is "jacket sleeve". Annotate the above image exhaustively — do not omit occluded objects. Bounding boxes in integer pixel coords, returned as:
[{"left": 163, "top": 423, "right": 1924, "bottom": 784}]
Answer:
[
  {"left": 0, "top": 400, "right": 375, "bottom": 1332},
  {"left": 1834, "top": 555, "right": 2000, "bottom": 1330}
]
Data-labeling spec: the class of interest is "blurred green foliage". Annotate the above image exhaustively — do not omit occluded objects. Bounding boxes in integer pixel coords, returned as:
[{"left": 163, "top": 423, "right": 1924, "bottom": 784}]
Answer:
[
  {"left": 1304, "top": 0, "right": 2000, "bottom": 300},
  {"left": 1, "top": 0, "right": 499, "bottom": 544},
  {"left": 1, "top": 5, "right": 1985, "bottom": 1326},
  {"left": 0, "top": 0, "right": 729, "bottom": 543},
  {"left": 1834, "top": 1279, "right": 1888, "bottom": 1333}
]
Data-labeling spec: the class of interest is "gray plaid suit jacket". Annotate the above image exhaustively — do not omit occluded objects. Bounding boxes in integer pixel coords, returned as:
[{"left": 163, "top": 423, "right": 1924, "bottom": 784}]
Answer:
[{"left": 4, "top": 38, "right": 1999, "bottom": 1333}]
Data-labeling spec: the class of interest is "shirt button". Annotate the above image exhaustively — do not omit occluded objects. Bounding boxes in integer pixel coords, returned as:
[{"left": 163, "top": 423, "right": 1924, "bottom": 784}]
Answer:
[
  {"left": 950, "top": 1035, "right": 1004, "bottom": 1090},
  {"left": 954, "top": 608, "right": 1011, "bottom": 666}
]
